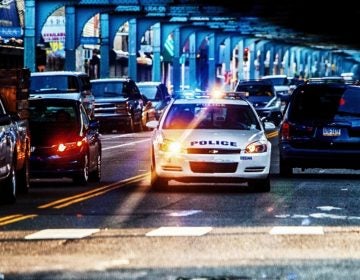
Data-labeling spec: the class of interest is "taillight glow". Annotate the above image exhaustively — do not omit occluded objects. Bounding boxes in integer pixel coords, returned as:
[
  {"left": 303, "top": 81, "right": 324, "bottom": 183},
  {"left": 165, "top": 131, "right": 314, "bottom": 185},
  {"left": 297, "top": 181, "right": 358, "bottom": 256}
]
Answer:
[
  {"left": 56, "top": 139, "right": 85, "bottom": 153},
  {"left": 281, "top": 121, "right": 290, "bottom": 140}
]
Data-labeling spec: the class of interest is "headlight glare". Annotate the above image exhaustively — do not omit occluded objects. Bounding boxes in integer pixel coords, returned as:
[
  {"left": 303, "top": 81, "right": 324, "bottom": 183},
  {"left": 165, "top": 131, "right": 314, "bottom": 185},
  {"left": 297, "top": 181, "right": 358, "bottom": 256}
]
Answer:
[{"left": 245, "top": 141, "right": 267, "bottom": 153}]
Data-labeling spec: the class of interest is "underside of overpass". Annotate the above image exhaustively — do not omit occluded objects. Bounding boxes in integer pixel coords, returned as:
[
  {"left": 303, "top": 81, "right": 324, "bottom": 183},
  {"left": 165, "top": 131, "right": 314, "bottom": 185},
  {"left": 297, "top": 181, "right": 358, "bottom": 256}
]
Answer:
[{"left": 24, "top": 0, "right": 360, "bottom": 91}]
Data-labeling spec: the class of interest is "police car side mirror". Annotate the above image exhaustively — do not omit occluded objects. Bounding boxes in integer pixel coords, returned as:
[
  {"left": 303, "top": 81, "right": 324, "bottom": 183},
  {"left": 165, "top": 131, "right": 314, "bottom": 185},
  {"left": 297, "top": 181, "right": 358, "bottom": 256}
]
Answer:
[{"left": 146, "top": 120, "right": 159, "bottom": 129}]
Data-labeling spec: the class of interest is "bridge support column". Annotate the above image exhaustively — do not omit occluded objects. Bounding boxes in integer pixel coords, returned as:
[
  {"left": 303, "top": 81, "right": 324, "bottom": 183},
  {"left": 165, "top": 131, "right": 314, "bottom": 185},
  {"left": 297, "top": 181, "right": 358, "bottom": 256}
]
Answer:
[
  {"left": 24, "top": 0, "right": 36, "bottom": 72},
  {"left": 65, "top": 6, "right": 76, "bottom": 71},
  {"left": 128, "top": 19, "right": 138, "bottom": 81},
  {"left": 100, "top": 13, "right": 110, "bottom": 78}
]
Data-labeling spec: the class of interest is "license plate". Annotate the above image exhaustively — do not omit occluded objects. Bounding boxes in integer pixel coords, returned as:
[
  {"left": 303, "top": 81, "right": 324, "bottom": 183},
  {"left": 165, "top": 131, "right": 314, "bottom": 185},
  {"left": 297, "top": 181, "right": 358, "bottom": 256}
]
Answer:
[{"left": 323, "top": 127, "right": 341, "bottom": 136}]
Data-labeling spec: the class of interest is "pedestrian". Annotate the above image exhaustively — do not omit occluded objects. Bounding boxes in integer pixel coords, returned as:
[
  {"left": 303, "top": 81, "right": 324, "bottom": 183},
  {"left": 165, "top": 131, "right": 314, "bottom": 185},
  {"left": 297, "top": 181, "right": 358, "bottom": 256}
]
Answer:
[{"left": 89, "top": 49, "right": 100, "bottom": 79}]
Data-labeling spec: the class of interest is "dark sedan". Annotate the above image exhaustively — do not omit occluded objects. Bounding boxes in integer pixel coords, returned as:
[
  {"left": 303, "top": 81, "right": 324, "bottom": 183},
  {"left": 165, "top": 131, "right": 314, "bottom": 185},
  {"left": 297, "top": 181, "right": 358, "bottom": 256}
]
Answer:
[
  {"left": 28, "top": 96, "right": 102, "bottom": 185},
  {"left": 279, "top": 83, "right": 360, "bottom": 176}
]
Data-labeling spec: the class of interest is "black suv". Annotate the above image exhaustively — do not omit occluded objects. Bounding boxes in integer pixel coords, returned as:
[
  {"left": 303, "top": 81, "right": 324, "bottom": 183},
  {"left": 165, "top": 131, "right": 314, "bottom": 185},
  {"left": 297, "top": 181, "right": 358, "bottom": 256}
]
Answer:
[
  {"left": 235, "top": 79, "right": 283, "bottom": 126},
  {"left": 279, "top": 83, "right": 360, "bottom": 176},
  {"left": 91, "top": 78, "right": 146, "bottom": 133}
]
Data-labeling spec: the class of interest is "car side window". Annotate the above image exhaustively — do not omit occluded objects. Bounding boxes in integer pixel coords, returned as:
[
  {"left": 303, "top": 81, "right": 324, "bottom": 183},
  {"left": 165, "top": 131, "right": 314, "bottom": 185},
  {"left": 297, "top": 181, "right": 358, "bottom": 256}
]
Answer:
[{"left": 67, "top": 76, "right": 79, "bottom": 92}]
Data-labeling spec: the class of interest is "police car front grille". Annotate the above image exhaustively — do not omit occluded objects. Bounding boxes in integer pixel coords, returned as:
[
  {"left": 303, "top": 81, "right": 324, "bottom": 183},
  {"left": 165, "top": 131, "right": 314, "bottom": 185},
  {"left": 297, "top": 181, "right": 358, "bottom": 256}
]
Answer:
[
  {"left": 244, "top": 166, "right": 266, "bottom": 172},
  {"left": 190, "top": 162, "right": 238, "bottom": 173},
  {"left": 187, "top": 148, "right": 241, "bottom": 154}
]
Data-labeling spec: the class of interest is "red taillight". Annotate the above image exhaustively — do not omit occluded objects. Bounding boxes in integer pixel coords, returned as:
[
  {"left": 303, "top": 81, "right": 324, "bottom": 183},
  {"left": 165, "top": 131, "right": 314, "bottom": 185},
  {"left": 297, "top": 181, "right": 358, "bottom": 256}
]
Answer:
[
  {"left": 281, "top": 121, "right": 290, "bottom": 140},
  {"left": 56, "top": 138, "right": 85, "bottom": 153}
]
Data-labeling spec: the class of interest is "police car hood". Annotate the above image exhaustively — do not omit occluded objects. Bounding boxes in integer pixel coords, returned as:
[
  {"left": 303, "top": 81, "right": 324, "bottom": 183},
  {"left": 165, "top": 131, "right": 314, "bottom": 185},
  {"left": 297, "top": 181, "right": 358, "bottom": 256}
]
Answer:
[{"left": 162, "top": 129, "right": 265, "bottom": 149}]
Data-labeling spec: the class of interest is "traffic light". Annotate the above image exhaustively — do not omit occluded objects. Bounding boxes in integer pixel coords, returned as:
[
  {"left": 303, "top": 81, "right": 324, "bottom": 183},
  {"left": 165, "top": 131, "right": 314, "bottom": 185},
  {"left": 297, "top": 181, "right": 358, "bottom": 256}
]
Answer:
[{"left": 243, "top": 47, "right": 249, "bottom": 62}]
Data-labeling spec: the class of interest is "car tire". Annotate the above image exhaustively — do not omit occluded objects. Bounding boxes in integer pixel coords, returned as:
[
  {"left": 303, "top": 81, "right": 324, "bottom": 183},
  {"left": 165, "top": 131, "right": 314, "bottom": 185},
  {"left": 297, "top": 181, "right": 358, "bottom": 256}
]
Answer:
[
  {"left": 150, "top": 155, "right": 168, "bottom": 190},
  {"left": 89, "top": 152, "right": 101, "bottom": 182},
  {"left": 1, "top": 161, "right": 17, "bottom": 204},
  {"left": 73, "top": 154, "right": 89, "bottom": 186},
  {"left": 16, "top": 156, "right": 30, "bottom": 194},
  {"left": 151, "top": 172, "right": 168, "bottom": 190},
  {"left": 279, "top": 157, "right": 293, "bottom": 177},
  {"left": 248, "top": 177, "right": 271, "bottom": 192},
  {"left": 135, "top": 117, "right": 143, "bottom": 132},
  {"left": 125, "top": 118, "right": 135, "bottom": 133}
]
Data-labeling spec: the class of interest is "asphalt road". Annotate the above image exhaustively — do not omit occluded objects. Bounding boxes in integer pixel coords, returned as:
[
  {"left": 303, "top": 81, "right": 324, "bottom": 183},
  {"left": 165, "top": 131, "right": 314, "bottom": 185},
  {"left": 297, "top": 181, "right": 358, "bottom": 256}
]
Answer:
[{"left": 1, "top": 131, "right": 360, "bottom": 279}]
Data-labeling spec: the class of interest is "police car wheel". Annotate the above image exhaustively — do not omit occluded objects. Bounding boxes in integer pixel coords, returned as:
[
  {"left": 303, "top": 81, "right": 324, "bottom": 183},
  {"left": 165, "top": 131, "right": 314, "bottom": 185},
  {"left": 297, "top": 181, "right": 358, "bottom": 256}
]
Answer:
[
  {"left": 151, "top": 157, "right": 168, "bottom": 190},
  {"left": 248, "top": 177, "right": 271, "bottom": 192}
]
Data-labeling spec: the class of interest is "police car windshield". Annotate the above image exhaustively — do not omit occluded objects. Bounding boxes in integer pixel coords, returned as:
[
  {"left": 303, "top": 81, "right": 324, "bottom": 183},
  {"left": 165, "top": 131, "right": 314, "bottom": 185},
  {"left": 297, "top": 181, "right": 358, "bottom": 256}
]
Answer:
[{"left": 163, "top": 103, "right": 260, "bottom": 130}]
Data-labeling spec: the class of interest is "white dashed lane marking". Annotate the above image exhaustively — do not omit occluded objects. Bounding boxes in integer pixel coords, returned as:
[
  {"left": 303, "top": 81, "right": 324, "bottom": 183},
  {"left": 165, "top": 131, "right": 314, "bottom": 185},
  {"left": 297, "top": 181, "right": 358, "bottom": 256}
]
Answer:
[
  {"left": 269, "top": 226, "right": 324, "bottom": 235},
  {"left": 24, "top": 228, "right": 100, "bottom": 240},
  {"left": 146, "top": 226, "right": 213, "bottom": 236}
]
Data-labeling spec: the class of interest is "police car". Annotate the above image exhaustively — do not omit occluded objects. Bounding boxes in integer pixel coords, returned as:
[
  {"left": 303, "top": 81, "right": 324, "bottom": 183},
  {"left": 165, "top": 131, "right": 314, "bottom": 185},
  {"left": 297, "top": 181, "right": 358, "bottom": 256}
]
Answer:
[{"left": 146, "top": 90, "right": 275, "bottom": 192}]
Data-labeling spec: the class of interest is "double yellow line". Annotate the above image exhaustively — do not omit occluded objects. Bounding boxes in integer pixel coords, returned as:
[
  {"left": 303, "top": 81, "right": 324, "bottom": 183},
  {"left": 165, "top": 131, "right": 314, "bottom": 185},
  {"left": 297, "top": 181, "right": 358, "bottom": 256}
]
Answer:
[
  {"left": 266, "top": 130, "right": 279, "bottom": 139},
  {"left": 0, "top": 173, "right": 148, "bottom": 227},
  {"left": 0, "top": 214, "right": 38, "bottom": 227}
]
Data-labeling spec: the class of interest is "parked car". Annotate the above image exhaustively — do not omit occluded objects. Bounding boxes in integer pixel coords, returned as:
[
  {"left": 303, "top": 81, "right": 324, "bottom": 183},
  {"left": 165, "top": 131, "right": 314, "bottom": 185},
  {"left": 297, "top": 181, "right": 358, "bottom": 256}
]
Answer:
[
  {"left": 147, "top": 90, "right": 275, "bottom": 192},
  {"left": 30, "top": 71, "right": 95, "bottom": 118},
  {"left": 261, "top": 74, "right": 291, "bottom": 102},
  {"left": 28, "top": 96, "right": 102, "bottom": 185},
  {"left": 137, "top": 81, "right": 172, "bottom": 120},
  {"left": 0, "top": 68, "right": 31, "bottom": 204},
  {"left": 90, "top": 78, "right": 154, "bottom": 133},
  {"left": 235, "top": 79, "right": 283, "bottom": 126},
  {"left": 279, "top": 83, "right": 360, "bottom": 176},
  {"left": 0, "top": 97, "right": 30, "bottom": 203}
]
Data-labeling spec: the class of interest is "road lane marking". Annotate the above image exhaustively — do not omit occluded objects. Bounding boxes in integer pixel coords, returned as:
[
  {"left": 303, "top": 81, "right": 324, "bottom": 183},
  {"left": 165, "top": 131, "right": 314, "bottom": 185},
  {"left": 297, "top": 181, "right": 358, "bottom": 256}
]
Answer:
[
  {"left": 167, "top": 210, "right": 202, "bottom": 217},
  {"left": 0, "top": 214, "right": 38, "bottom": 226},
  {"left": 266, "top": 130, "right": 278, "bottom": 139},
  {"left": 269, "top": 226, "right": 324, "bottom": 235},
  {"left": 102, "top": 139, "right": 150, "bottom": 151},
  {"left": 24, "top": 228, "right": 99, "bottom": 240},
  {"left": 0, "top": 174, "right": 149, "bottom": 227},
  {"left": 146, "top": 226, "right": 212, "bottom": 236},
  {"left": 38, "top": 173, "right": 148, "bottom": 209}
]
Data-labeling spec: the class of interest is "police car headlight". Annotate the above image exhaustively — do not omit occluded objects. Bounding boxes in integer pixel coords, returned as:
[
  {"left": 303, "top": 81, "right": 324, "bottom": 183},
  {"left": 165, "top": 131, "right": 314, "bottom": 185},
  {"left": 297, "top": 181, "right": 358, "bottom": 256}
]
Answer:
[
  {"left": 159, "top": 139, "right": 185, "bottom": 154},
  {"left": 245, "top": 140, "right": 267, "bottom": 153}
]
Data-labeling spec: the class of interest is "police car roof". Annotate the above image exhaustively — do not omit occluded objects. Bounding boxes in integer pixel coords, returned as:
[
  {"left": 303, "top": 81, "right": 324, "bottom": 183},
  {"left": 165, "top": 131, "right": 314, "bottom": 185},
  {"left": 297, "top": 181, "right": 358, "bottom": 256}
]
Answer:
[{"left": 172, "top": 92, "right": 251, "bottom": 106}]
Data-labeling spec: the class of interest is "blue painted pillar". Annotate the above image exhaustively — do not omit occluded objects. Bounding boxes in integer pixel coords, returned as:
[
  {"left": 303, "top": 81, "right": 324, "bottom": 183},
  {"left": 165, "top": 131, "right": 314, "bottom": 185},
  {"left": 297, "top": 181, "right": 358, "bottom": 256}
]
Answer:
[
  {"left": 306, "top": 51, "right": 312, "bottom": 78},
  {"left": 297, "top": 48, "right": 304, "bottom": 78},
  {"left": 208, "top": 33, "right": 216, "bottom": 90},
  {"left": 283, "top": 49, "right": 289, "bottom": 76},
  {"left": 100, "top": 13, "right": 110, "bottom": 78},
  {"left": 128, "top": 19, "right": 138, "bottom": 81},
  {"left": 24, "top": 0, "right": 36, "bottom": 71},
  {"left": 188, "top": 32, "right": 197, "bottom": 89},
  {"left": 65, "top": 6, "right": 76, "bottom": 71},
  {"left": 268, "top": 46, "right": 274, "bottom": 75},
  {"left": 223, "top": 37, "right": 231, "bottom": 89},
  {"left": 248, "top": 40, "right": 255, "bottom": 79},
  {"left": 172, "top": 28, "right": 181, "bottom": 93},
  {"left": 152, "top": 23, "right": 161, "bottom": 82},
  {"left": 237, "top": 39, "right": 244, "bottom": 80},
  {"left": 258, "top": 44, "right": 266, "bottom": 77}
]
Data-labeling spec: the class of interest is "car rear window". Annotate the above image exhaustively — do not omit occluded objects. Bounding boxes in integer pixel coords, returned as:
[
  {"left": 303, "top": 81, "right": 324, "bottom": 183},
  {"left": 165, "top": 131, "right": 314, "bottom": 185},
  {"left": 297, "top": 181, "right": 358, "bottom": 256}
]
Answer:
[
  {"left": 236, "top": 84, "right": 274, "bottom": 97},
  {"left": 28, "top": 101, "right": 78, "bottom": 127},
  {"left": 289, "top": 86, "right": 360, "bottom": 121},
  {"left": 30, "top": 75, "right": 79, "bottom": 93},
  {"left": 91, "top": 81, "right": 125, "bottom": 97}
]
